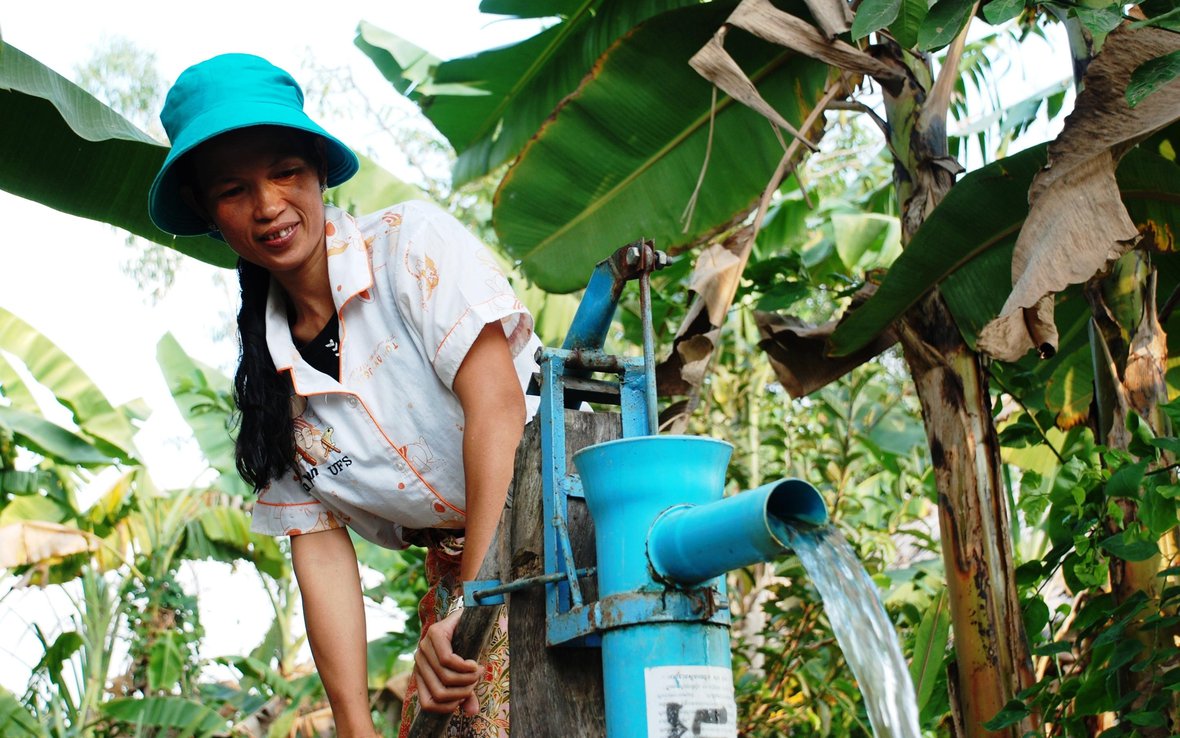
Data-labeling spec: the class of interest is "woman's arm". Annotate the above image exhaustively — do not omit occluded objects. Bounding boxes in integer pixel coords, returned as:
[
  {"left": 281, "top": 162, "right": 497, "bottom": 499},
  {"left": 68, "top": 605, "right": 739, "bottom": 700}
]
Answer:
[
  {"left": 291, "top": 527, "right": 378, "bottom": 738},
  {"left": 412, "top": 321, "right": 526, "bottom": 714},
  {"left": 453, "top": 322, "right": 526, "bottom": 581}
]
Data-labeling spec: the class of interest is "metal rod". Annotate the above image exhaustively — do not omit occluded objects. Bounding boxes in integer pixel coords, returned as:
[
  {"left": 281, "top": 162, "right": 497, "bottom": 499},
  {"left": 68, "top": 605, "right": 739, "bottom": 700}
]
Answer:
[
  {"left": 553, "top": 512, "right": 587, "bottom": 608},
  {"left": 472, "top": 567, "right": 597, "bottom": 603},
  {"left": 639, "top": 261, "right": 658, "bottom": 434}
]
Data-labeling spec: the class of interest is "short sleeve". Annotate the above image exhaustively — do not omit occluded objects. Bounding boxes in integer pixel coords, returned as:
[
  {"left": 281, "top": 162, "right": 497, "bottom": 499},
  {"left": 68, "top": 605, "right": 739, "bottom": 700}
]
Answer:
[
  {"left": 390, "top": 201, "right": 535, "bottom": 389},
  {"left": 250, "top": 473, "right": 342, "bottom": 538}
]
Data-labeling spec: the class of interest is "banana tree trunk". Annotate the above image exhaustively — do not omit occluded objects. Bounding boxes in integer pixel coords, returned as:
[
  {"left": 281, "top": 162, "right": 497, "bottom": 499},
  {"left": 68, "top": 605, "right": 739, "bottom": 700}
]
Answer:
[{"left": 881, "top": 39, "right": 1036, "bottom": 737}]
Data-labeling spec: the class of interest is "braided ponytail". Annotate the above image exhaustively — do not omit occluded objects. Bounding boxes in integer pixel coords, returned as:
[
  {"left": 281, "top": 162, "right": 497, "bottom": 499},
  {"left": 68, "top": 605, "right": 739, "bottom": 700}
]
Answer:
[{"left": 233, "top": 259, "right": 296, "bottom": 489}]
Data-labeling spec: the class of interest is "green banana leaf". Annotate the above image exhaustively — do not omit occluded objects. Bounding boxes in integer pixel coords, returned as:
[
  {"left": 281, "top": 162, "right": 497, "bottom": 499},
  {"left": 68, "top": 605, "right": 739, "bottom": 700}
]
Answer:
[
  {"left": 327, "top": 152, "right": 426, "bottom": 215},
  {"left": 833, "top": 212, "right": 902, "bottom": 274},
  {"left": 493, "top": 1, "right": 833, "bottom": 292},
  {"left": 829, "top": 138, "right": 1180, "bottom": 357},
  {"left": 357, "top": 1, "right": 701, "bottom": 186},
  {"left": 0, "top": 405, "right": 116, "bottom": 466},
  {"left": 0, "top": 686, "right": 45, "bottom": 738},
  {"left": 0, "top": 42, "right": 233, "bottom": 269},
  {"left": 954, "top": 139, "right": 1180, "bottom": 365},
  {"left": 0, "top": 352, "right": 38, "bottom": 412},
  {"left": 908, "top": 588, "right": 951, "bottom": 713},
  {"left": 828, "top": 145, "right": 1045, "bottom": 356},
  {"left": 480, "top": 0, "right": 587, "bottom": 17},
  {"left": 353, "top": 20, "right": 443, "bottom": 98},
  {"left": 100, "top": 697, "right": 226, "bottom": 737},
  {"left": 156, "top": 333, "right": 250, "bottom": 497},
  {"left": 147, "top": 632, "right": 185, "bottom": 693},
  {"left": 185, "top": 506, "right": 288, "bottom": 579},
  {"left": 0, "top": 306, "right": 138, "bottom": 460}
]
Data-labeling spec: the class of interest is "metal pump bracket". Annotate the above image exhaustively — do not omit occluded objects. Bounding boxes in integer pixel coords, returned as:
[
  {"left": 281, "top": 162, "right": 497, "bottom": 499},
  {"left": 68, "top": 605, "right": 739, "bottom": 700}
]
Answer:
[{"left": 461, "top": 240, "right": 668, "bottom": 646}]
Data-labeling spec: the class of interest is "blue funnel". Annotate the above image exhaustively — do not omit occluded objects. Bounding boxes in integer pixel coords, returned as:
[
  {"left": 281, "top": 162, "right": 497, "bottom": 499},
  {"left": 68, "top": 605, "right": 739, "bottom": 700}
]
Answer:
[{"left": 574, "top": 435, "right": 733, "bottom": 596}]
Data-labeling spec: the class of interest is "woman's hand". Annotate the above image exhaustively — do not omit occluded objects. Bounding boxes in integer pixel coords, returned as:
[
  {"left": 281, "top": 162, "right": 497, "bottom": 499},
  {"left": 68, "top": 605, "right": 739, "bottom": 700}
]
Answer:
[{"left": 413, "top": 608, "right": 484, "bottom": 714}]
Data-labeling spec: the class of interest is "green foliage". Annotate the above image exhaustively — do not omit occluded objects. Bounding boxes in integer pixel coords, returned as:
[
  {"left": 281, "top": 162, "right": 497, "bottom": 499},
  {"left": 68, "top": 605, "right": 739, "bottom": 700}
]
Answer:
[
  {"left": 99, "top": 696, "right": 226, "bottom": 737},
  {"left": 918, "top": 0, "right": 977, "bottom": 51},
  {"left": 156, "top": 333, "right": 250, "bottom": 497},
  {"left": 851, "top": 0, "right": 905, "bottom": 41},
  {"left": 983, "top": 0, "right": 1026, "bottom": 25},
  {"left": 491, "top": 0, "right": 832, "bottom": 292},
  {"left": 356, "top": 1, "right": 702, "bottom": 186},
  {"left": 832, "top": 138, "right": 1180, "bottom": 359},
  {"left": 890, "top": 0, "right": 929, "bottom": 49},
  {"left": 1127, "top": 50, "right": 1180, "bottom": 109},
  {"left": 0, "top": 685, "right": 45, "bottom": 738},
  {"left": 124, "top": 569, "right": 204, "bottom": 696},
  {"left": 909, "top": 588, "right": 951, "bottom": 714},
  {"left": 985, "top": 392, "right": 1180, "bottom": 734},
  {"left": 0, "top": 306, "right": 140, "bottom": 461},
  {"left": 0, "top": 406, "right": 117, "bottom": 467},
  {"left": 0, "top": 42, "right": 232, "bottom": 269}
]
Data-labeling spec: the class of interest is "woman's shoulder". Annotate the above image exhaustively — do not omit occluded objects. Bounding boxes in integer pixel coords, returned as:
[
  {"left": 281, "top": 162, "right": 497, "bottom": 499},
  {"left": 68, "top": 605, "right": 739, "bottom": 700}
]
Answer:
[{"left": 352, "top": 199, "right": 451, "bottom": 232}]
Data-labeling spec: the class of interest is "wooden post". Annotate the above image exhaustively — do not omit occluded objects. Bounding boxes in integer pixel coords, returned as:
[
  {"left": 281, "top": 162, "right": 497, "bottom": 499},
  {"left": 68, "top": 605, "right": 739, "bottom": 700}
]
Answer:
[
  {"left": 509, "top": 411, "right": 619, "bottom": 737},
  {"left": 408, "top": 411, "right": 620, "bottom": 737}
]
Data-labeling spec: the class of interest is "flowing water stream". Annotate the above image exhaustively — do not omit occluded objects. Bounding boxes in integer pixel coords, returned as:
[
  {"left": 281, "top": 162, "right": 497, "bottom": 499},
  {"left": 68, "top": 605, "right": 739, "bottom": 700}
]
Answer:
[{"left": 773, "top": 520, "right": 922, "bottom": 738}]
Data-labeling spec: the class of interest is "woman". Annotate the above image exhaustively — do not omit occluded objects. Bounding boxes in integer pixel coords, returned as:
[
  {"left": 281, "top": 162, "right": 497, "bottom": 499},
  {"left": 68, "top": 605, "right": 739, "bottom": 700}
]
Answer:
[{"left": 148, "top": 53, "right": 536, "bottom": 737}]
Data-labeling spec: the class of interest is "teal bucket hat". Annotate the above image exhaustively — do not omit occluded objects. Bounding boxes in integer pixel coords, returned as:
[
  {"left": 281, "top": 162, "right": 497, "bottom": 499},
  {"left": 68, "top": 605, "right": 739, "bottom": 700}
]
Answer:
[{"left": 148, "top": 53, "right": 359, "bottom": 237}]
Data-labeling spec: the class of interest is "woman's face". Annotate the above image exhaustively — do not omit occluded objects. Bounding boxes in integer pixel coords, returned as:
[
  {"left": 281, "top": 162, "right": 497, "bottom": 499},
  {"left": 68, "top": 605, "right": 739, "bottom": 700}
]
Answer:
[{"left": 188, "top": 126, "right": 327, "bottom": 276}]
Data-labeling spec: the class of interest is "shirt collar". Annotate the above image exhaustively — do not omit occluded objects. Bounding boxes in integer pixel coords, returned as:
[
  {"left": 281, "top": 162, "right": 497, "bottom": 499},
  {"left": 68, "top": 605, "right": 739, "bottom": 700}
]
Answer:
[{"left": 264, "top": 205, "right": 372, "bottom": 395}]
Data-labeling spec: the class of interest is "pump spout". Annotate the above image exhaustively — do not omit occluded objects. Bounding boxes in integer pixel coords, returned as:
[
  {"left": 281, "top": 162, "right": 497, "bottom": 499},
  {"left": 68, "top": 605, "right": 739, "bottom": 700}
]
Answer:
[{"left": 648, "top": 478, "right": 828, "bottom": 586}]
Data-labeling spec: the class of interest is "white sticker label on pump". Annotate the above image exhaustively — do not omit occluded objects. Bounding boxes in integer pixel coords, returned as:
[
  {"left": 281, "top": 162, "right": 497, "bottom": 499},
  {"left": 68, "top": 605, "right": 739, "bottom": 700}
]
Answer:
[{"left": 644, "top": 665, "right": 738, "bottom": 738}]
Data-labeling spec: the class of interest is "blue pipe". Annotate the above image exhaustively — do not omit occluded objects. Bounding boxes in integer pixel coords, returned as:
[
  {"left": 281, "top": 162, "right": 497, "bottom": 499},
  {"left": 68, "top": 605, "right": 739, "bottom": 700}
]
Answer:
[
  {"left": 562, "top": 261, "right": 620, "bottom": 351},
  {"left": 648, "top": 478, "right": 828, "bottom": 586}
]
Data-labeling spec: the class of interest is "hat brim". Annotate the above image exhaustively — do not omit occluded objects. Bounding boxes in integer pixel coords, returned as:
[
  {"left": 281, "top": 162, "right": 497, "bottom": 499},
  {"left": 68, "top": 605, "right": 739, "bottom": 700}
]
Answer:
[{"left": 148, "top": 101, "right": 359, "bottom": 237}]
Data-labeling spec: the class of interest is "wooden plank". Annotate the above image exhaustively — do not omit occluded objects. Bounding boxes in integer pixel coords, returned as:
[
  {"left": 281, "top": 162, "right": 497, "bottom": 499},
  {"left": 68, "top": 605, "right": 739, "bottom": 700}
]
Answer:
[
  {"left": 407, "top": 411, "right": 619, "bottom": 737},
  {"left": 509, "top": 411, "right": 620, "bottom": 737},
  {"left": 406, "top": 472, "right": 514, "bottom": 738}
]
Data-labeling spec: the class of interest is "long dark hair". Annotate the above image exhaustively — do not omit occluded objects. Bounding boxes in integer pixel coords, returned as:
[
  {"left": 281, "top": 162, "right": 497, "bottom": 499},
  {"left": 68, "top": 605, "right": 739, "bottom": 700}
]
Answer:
[
  {"left": 233, "top": 258, "right": 295, "bottom": 489},
  {"left": 178, "top": 127, "right": 326, "bottom": 490}
]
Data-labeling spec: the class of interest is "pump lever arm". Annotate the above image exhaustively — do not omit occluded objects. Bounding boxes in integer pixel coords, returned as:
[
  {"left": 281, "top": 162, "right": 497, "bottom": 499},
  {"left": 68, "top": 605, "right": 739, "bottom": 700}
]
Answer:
[
  {"left": 562, "top": 239, "right": 667, "bottom": 352},
  {"left": 406, "top": 513, "right": 511, "bottom": 738}
]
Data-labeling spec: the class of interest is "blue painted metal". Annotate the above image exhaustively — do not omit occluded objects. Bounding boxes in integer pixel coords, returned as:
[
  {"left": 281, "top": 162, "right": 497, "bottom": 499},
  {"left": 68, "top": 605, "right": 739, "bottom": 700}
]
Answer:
[
  {"left": 575, "top": 435, "right": 740, "bottom": 738},
  {"left": 562, "top": 260, "right": 622, "bottom": 351},
  {"left": 464, "top": 579, "right": 506, "bottom": 606},
  {"left": 536, "top": 341, "right": 652, "bottom": 647},
  {"left": 561, "top": 239, "right": 661, "bottom": 353},
  {"left": 648, "top": 478, "right": 828, "bottom": 586},
  {"left": 537, "top": 349, "right": 579, "bottom": 637},
  {"left": 467, "top": 238, "right": 834, "bottom": 736},
  {"left": 618, "top": 357, "right": 652, "bottom": 438}
]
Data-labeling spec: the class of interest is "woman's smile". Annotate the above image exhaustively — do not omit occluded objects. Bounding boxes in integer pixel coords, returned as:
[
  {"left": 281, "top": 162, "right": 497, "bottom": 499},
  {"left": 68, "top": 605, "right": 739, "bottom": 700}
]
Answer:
[
  {"left": 260, "top": 222, "right": 300, "bottom": 247},
  {"left": 188, "top": 125, "right": 327, "bottom": 275}
]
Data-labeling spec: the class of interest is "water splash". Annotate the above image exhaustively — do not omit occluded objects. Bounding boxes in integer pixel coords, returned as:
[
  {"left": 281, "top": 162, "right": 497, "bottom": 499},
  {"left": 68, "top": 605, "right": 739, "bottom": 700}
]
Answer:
[{"left": 774, "top": 521, "right": 921, "bottom": 738}]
